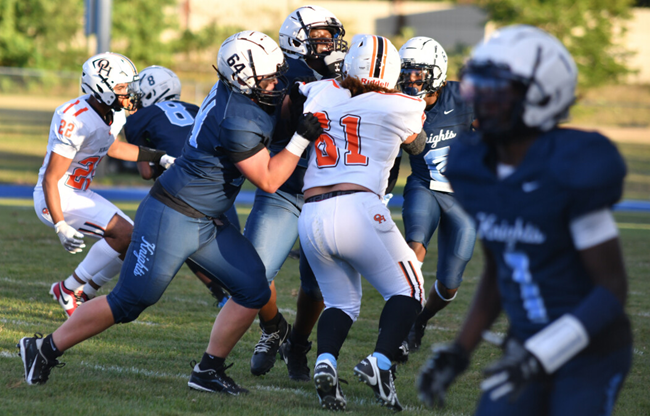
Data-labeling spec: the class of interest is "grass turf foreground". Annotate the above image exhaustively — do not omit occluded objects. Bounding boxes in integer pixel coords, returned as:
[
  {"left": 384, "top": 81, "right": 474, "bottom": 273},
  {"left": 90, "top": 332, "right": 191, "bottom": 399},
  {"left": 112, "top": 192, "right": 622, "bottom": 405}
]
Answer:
[{"left": 0, "top": 203, "right": 648, "bottom": 415}]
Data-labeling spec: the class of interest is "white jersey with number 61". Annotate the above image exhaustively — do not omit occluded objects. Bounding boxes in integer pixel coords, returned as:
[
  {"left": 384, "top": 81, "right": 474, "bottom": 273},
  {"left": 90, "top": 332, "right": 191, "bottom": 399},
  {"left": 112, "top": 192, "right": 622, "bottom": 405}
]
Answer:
[
  {"left": 300, "top": 79, "right": 426, "bottom": 196},
  {"left": 35, "top": 94, "right": 126, "bottom": 193}
]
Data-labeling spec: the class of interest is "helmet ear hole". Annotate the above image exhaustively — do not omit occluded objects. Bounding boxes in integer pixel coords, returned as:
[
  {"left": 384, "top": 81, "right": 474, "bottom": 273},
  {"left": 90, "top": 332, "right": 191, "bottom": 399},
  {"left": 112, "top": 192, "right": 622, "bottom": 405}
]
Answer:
[{"left": 96, "top": 85, "right": 104, "bottom": 93}]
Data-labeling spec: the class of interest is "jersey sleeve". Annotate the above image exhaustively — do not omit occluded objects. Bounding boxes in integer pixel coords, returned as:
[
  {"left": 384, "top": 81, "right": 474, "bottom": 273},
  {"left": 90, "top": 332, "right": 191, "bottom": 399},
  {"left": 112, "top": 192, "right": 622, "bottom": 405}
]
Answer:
[
  {"left": 219, "top": 116, "right": 267, "bottom": 160},
  {"left": 390, "top": 95, "right": 427, "bottom": 142},
  {"left": 556, "top": 131, "right": 627, "bottom": 220},
  {"left": 49, "top": 112, "right": 85, "bottom": 159}
]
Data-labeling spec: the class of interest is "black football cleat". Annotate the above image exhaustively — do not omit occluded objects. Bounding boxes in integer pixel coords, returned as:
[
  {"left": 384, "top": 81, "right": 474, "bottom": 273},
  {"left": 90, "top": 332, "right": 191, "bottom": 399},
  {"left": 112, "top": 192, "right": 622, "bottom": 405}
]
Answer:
[
  {"left": 17, "top": 334, "right": 65, "bottom": 385},
  {"left": 314, "top": 359, "right": 346, "bottom": 411},
  {"left": 279, "top": 338, "right": 312, "bottom": 382},
  {"left": 250, "top": 316, "right": 290, "bottom": 376},
  {"left": 188, "top": 361, "right": 248, "bottom": 395},
  {"left": 354, "top": 355, "right": 403, "bottom": 411}
]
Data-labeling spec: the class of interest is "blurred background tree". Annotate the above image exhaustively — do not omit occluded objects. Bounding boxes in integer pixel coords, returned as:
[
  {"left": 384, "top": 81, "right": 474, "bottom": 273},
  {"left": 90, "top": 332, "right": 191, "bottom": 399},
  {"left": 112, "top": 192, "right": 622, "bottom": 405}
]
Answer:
[
  {"left": 0, "top": 0, "right": 86, "bottom": 70},
  {"left": 478, "top": 0, "right": 636, "bottom": 87}
]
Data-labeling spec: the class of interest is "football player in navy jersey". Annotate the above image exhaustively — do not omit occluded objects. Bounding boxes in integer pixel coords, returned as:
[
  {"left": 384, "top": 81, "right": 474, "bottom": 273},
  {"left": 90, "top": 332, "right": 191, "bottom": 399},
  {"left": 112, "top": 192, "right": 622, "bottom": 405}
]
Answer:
[
  {"left": 124, "top": 65, "right": 234, "bottom": 306},
  {"left": 396, "top": 37, "right": 477, "bottom": 354},
  {"left": 245, "top": 5, "right": 347, "bottom": 381},
  {"left": 417, "top": 25, "right": 632, "bottom": 416},
  {"left": 17, "top": 31, "right": 323, "bottom": 394}
]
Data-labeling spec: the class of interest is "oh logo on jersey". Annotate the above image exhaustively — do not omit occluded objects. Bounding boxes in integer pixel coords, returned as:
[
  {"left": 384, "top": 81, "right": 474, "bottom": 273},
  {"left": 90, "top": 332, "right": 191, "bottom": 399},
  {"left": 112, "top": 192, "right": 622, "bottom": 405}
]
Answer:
[{"left": 374, "top": 213, "right": 386, "bottom": 224}]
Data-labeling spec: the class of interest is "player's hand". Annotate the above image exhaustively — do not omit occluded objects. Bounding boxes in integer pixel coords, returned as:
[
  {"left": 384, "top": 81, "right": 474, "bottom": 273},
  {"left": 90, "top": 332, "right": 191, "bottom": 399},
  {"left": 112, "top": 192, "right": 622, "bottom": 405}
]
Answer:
[
  {"left": 323, "top": 51, "right": 346, "bottom": 78},
  {"left": 159, "top": 154, "right": 176, "bottom": 170},
  {"left": 481, "top": 337, "right": 544, "bottom": 402},
  {"left": 54, "top": 220, "right": 86, "bottom": 254},
  {"left": 417, "top": 343, "right": 469, "bottom": 408},
  {"left": 295, "top": 112, "right": 323, "bottom": 142}
]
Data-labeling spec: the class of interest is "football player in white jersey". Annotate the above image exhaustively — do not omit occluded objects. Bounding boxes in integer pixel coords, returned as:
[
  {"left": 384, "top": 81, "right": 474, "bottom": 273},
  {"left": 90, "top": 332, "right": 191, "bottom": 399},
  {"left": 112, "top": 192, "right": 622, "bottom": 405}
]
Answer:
[
  {"left": 295, "top": 35, "right": 428, "bottom": 411},
  {"left": 34, "top": 52, "right": 174, "bottom": 318}
]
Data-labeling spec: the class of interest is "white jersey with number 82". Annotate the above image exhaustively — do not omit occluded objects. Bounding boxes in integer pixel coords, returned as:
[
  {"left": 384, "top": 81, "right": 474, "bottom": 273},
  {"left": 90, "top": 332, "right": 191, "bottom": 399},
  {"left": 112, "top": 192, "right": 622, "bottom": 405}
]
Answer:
[{"left": 300, "top": 80, "right": 426, "bottom": 196}]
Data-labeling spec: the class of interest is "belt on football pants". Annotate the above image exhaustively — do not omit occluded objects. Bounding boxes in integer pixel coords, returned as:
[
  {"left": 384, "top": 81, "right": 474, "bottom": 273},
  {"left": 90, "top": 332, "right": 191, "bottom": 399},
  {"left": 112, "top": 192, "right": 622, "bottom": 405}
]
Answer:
[{"left": 304, "top": 189, "right": 367, "bottom": 203}]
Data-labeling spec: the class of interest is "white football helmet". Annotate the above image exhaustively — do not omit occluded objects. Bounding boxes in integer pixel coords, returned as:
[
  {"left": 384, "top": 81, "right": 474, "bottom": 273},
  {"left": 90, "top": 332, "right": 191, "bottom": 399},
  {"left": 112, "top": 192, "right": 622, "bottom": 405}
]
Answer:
[
  {"left": 461, "top": 25, "right": 578, "bottom": 137},
  {"left": 81, "top": 52, "right": 141, "bottom": 111},
  {"left": 397, "top": 37, "right": 448, "bottom": 97},
  {"left": 279, "top": 5, "right": 347, "bottom": 60},
  {"left": 342, "top": 34, "right": 401, "bottom": 89},
  {"left": 138, "top": 66, "right": 182, "bottom": 108},
  {"left": 217, "top": 31, "right": 288, "bottom": 106}
]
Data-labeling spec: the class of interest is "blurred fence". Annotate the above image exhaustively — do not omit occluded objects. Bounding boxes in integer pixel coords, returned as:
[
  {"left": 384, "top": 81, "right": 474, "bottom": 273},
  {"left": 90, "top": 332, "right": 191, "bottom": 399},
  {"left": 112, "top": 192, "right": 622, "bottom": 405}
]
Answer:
[{"left": 1, "top": 66, "right": 649, "bottom": 132}]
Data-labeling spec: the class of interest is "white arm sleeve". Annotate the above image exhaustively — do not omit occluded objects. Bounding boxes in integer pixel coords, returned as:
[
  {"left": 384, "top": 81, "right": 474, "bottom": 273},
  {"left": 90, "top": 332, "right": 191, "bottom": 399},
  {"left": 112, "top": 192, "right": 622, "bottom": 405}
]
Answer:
[{"left": 569, "top": 208, "right": 618, "bottom": 250}]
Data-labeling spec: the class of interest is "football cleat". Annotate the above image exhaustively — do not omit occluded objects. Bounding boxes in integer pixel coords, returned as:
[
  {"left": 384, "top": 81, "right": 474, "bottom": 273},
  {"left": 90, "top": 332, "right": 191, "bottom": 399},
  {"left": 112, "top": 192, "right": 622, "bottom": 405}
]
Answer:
[
  {"left": 188, "top": 361, "right": 248, "bottom": 395},
  {"left": 407, "top": 321, "right": 427, "bottom": 352},
  {"left": 395, "top": 340, "right": 409, "bottom": 364},
  {"left": 314, "top": 359, "right": 347, "bottom": 411},
  {"left": 354, "top": 355, "right": 403, "bottom": 411},
  {"left": 49, "top": 281, "right": 79, "bottom": 318},
  {"left": 279, "top": 338, "right": 312, "bottom": 382},
  {"left": 250, "top": 316, "right": 290, "bottom": 376},
  {"left": 17, "top": 334, "right": 65, "bottom": 385}
]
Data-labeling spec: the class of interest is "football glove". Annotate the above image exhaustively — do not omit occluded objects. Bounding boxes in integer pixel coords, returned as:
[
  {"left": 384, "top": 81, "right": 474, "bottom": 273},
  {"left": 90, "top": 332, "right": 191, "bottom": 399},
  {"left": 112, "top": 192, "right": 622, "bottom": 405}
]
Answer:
[
  {"left": 54, "top": 220, "right": 86, "bottom": 254},
  {"left": 295, "top": 112, "right": 323, "bottom": 142},
  {"left": 159, "top": 154, "right": 176, "bottom": 170},
  {"left": 324, "top": 51, "right": 346, "bottom": 78},
  {"left": 481, "top": 337, "right": 544, "bottom": 402},
  {"left": 417, "top": 343, "right": 469, "bottom": 408}
]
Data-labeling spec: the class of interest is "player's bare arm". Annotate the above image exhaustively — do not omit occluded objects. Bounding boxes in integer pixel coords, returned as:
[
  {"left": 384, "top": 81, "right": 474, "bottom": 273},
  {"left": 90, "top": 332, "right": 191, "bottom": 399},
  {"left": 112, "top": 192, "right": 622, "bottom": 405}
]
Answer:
[
  {"left": 236, "top": 112, "right": 322, "bottom": 193},
  {"left": 42, "top": 152, "right": 74, "bottom": 225},
  {"left": 107, "top": 139, "right": 140, "bottom": 161},
  {"left": 579, "top": 237, "right": 627, "bottom": 304}
]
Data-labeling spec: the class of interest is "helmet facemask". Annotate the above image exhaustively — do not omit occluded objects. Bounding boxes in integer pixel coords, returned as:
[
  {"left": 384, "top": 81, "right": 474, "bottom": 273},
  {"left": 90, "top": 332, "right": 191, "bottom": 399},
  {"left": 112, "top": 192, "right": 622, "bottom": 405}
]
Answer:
[
  {"left": 397, "top": 63, "right": 444, "bottom": 97},
  {"left": 111, "top": 80, "right": 142, "bottom": 111},
  {"left": 295, "top": 11, "right": 348, "bottom": 60},
  {"left": 460, "top": 64, "right": 533, "bottom": 145}
]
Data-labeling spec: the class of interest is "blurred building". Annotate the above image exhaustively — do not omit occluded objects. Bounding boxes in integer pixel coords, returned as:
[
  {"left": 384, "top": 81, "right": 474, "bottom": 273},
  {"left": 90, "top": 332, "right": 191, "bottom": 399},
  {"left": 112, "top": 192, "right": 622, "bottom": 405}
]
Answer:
[{"left": 175, "top": 0, "right": 650, "bottom": 84}]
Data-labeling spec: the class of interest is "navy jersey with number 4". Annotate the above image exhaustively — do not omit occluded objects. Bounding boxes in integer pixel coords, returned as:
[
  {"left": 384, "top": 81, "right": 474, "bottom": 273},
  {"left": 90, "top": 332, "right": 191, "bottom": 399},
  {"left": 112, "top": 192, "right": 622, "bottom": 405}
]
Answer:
[
  {"left": 446, "top": 128, "right": 626, "bottom": 341},
  {"left": 158, "top": 81, "right": 275, "bottom": 217},
  {"left": 124, "top": 101, "right": 199, "bottom": 157},
  {"left": 409, "top": 81, "right": 474, "bottom": 187}
]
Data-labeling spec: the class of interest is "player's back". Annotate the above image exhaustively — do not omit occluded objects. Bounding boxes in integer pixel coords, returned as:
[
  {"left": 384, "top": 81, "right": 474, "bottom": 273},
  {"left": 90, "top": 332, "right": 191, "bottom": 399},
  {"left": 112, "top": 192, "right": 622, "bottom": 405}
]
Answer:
[
  {"left": 301, "top": 80, "right": 425, "bottom": 195},
  {"left": 124, "top": 101, "right": 199, "bottom": 157},
  {"left": 36, "top": 95, "right": 123, "bottom": 192}
]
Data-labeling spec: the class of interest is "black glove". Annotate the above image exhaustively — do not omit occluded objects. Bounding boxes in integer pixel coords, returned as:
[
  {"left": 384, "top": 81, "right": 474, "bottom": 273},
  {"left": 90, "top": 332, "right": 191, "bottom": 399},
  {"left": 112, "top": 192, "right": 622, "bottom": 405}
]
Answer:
[
  {"left": 295, "top": 112, "right": 323, "bottom": 142},
  {"left": 418, "top": 343, "right": 470, "bottom": 408},
  {"left": 481, "top": 338, "right": 544, "bottom": 402}
]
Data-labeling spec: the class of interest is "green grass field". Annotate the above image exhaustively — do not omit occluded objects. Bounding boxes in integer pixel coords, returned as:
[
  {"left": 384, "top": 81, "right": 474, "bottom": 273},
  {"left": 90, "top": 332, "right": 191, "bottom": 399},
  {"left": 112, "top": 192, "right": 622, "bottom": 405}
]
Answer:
[
  {"left": 0, "top": 202, "right": 648, "bottom": 415},
  {"left": 0, "top": 101, "right": 649, "bottom": 414}
]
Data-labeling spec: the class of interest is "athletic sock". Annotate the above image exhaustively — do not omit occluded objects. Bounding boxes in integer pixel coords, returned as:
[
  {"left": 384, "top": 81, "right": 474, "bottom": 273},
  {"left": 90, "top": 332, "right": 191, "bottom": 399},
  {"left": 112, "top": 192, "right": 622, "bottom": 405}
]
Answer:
[
  {"left": 42, "top": 334, "right": 63, "bottom": 359},
  {"left": 372, "top": 352, "right": 392, "bottom": 370},
  {"left": 316, "top": 353, "right": 337, "bottom": 369},
  {"left": 74, "top": 239, "right": 121, "bottom": 282},
  {"left": 63, "top": 275, "right": 83, "bottom": 291},
  {"left": 199, "top": 353, "right": 225, "bottom": 371}
]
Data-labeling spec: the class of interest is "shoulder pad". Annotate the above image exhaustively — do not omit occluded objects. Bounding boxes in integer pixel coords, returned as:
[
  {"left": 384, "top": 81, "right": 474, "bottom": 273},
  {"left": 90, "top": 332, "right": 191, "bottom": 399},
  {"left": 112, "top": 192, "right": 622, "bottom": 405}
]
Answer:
[{"left": 550, "top": 129, "right": 626, "bottom": 190}]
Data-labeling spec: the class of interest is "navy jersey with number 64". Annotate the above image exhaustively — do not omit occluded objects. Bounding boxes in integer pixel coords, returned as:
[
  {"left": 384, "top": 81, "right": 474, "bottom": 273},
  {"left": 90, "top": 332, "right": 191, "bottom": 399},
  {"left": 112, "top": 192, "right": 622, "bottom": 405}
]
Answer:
[
  {"left": 446, "top": 128, "right": 626, "bottom": 342},
  {"left": 124, "top": 101, "right": 199, "bottom": 157},
  {"left": 157, "top": 81, "right": 275, "bottom": 217}
]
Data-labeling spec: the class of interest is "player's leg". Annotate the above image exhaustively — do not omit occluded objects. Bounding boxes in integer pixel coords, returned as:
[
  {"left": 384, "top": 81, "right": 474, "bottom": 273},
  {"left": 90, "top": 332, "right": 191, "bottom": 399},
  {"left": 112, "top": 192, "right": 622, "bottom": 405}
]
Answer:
[
  {"left": 34, "top": 189, "right": 134, "bottom": 318},
  {"left": 298, "top": 197, "right": 362, "bottom": 410},
  {"left": 243, "top": 190, "right": 299, "bottom": 376},
  {"left": 186, "top": 217, "right": 271, "bottom": 395},
  {"left": 411, "top": 192, "right": 477, "bottom": 350},
  {"left": 342, "top": 193, "right": 423, "bottom": 411},
  {"left": 401, "top": 179, "right": 442, "bottom": 350},
  {"left": 279, "top": 248, "right": 324, "bottom": 381},
  {"left": 19, "top": 195, "right": 193, "bottom": 385},
  {"left": 548, "top": 346, "right": 632, "bottom": 416}
]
